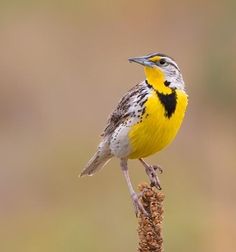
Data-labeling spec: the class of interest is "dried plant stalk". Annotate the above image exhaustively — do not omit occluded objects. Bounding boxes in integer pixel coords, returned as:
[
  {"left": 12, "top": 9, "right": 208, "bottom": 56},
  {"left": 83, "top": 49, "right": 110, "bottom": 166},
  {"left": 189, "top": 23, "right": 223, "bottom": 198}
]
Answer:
[{"left": 137, "top": 183, "right": 165, "bottom": 252}]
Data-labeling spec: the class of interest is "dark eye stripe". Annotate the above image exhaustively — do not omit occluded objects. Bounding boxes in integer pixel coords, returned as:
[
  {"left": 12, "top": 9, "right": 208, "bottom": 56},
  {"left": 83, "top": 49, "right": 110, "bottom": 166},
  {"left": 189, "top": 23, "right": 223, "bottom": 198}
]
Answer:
[
  {"left": 169, "top": 62, "right": 179, "bottom": 70},
  {"left": 163, "top": 59, "right": 179, "bottom": 71}
]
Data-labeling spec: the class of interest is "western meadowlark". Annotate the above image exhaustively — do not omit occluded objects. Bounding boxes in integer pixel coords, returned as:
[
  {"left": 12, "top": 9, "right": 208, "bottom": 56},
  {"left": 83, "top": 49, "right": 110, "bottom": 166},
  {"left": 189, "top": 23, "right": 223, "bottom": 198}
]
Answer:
[{"left": 80, "top": 53, "right": 188, "bottom": 215}]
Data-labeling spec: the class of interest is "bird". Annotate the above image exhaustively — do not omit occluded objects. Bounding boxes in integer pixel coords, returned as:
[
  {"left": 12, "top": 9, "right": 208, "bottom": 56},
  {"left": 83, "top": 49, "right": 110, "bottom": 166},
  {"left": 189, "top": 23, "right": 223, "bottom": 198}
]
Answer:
[{"left": 80, "top": 52, "right": 188, "bottom": 216}]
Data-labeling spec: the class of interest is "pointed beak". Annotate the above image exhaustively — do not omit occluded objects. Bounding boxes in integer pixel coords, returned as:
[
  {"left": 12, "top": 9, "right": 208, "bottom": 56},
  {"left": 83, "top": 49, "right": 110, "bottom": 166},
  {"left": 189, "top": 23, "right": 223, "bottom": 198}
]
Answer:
[{"left": 128, "top": 56, "right": 154, "bottom": 68}]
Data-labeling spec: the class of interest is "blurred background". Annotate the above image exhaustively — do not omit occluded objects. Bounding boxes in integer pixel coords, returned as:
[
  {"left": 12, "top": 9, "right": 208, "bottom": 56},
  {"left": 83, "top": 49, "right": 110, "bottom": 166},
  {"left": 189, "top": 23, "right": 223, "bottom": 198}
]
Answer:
[{"left": 0, "top": 1, "right": 236, "bottom": 251}]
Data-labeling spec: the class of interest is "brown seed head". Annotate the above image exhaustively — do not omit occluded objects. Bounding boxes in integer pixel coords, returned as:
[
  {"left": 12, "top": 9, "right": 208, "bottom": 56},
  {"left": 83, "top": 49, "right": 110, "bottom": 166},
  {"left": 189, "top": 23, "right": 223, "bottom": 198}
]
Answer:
[{"left": 137, "top": 183, "right": 164, "bottom": 252}]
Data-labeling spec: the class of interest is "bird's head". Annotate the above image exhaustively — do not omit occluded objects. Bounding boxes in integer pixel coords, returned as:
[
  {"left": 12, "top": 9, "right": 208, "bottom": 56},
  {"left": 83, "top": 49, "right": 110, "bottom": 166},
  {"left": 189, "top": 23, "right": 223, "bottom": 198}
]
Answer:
[{"left": 129, "top": 53, "right": 185, "bottom": 92}]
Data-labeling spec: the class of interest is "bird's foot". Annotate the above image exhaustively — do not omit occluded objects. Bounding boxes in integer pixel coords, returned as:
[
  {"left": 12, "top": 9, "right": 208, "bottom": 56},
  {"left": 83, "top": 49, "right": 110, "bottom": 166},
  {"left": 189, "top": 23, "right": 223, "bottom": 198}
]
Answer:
[
  {"left": 139, "top": 159, "right": 163, "bottom": 189},
  {"left": 145, "top": 164, "right": 162, "bottom": 190},
  {"left": 131, "top": 192, "right": 148, "bottom": 217}
]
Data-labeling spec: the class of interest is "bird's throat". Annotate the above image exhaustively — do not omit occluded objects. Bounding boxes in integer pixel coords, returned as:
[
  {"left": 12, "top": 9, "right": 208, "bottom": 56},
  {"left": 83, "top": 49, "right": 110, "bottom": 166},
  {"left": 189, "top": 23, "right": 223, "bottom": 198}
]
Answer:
[
  {"left": 144, "top": 66, "right": 172, "bottom": 94},
  {"left": 145, "top": 78, "right": 177, "bottom": 119}
]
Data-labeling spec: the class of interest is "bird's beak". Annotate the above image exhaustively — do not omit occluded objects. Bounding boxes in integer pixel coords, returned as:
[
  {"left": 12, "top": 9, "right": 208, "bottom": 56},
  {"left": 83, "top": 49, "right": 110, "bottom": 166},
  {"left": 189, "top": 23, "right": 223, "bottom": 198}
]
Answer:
[{"left": 128, "top": 56, "right": 154, "bottom": 68}]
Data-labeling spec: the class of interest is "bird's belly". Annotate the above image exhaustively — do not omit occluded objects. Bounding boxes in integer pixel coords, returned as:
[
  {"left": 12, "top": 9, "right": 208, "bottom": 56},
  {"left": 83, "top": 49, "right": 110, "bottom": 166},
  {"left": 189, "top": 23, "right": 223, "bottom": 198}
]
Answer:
[{"left": 128, "top": 90, "right": 187, "bottom": 159}]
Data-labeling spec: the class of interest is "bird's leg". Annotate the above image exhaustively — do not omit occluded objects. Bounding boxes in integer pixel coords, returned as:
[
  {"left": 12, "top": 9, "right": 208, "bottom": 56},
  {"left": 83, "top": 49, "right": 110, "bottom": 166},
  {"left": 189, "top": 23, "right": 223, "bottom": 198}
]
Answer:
[
  {"left": 120, "top": 158, "right": 148, "bottom": 216},
  {"left": 139, "top": 158, "right": 163, "bottom": 190}
]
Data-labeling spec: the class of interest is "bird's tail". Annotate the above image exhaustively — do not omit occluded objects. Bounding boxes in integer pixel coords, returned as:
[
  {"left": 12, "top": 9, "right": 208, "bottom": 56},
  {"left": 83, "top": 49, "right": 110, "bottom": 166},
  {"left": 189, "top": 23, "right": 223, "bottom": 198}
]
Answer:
[{"left": 80, "top": 142, "right": 112, "bottom": 177}]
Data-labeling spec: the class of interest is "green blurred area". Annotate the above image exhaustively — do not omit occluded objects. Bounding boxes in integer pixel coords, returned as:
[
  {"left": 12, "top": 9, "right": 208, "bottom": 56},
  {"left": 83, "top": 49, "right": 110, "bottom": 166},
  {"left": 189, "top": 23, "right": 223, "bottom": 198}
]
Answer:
[{"left": 0, "top": 1, "right": 236, "bottom": 251}]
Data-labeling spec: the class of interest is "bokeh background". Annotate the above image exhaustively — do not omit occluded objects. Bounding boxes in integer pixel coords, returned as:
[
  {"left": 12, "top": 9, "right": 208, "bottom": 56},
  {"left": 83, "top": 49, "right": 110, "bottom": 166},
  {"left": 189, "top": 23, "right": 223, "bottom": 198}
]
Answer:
[{"left": 1, "top": 1, "right": 236, "bottom": 251}]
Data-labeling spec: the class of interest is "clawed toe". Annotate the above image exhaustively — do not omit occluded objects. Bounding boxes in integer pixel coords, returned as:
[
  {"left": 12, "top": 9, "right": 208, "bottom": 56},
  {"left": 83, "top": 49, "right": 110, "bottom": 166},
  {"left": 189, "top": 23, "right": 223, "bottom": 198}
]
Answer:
[
  {"left": 139, "top": 159, "right": 163, "bottom": 190},
  {"left": 150, "top": 180, "right": 161, "bottom": 190},
  {"left": 152, "top": 165, "right": 163, "bottom": 174},
  {"left": 147, "top": 168, "right": 162, "bottom": 190}
]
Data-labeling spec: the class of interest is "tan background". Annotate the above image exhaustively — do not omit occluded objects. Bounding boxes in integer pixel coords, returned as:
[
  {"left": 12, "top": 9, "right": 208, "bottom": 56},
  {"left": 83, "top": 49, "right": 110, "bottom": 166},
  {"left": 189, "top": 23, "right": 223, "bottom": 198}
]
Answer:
[{"left": 0, "top": 1, "right": 236, "bottom": 251}]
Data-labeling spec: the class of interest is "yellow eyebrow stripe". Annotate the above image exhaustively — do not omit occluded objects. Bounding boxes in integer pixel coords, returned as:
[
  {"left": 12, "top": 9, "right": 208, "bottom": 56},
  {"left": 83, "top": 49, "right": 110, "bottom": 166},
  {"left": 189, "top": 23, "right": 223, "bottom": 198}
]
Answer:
[{"left": 148, "top": 56, "right": 161, "bottom": 62}]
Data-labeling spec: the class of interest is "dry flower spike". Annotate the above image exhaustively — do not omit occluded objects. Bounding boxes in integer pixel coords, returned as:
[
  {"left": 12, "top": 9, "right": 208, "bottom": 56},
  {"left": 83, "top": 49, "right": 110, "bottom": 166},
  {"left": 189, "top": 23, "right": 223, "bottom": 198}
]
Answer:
[{"left": 137, "top": 183, "right": 165, "bottom": 252}]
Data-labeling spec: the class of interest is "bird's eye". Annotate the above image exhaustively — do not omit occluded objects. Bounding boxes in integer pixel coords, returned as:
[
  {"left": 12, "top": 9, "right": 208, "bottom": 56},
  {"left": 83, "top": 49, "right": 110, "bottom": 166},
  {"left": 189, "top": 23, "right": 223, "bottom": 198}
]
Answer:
[{"left": 159, "top": 59, "right": 167, "bottom": 65}]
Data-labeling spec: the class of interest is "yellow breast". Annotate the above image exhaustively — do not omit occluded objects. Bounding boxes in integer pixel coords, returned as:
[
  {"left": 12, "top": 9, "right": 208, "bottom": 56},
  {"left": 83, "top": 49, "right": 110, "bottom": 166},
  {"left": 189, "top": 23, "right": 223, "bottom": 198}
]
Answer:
[{"left": 128, "top": 89, "right": 188, "bottom": 159}]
